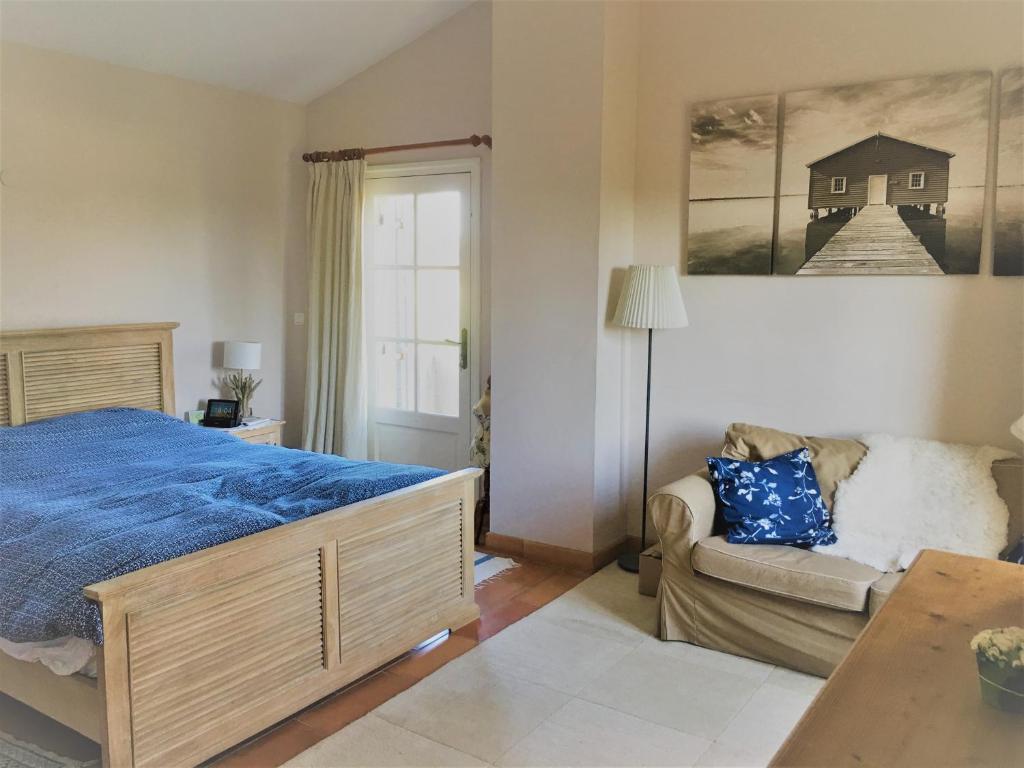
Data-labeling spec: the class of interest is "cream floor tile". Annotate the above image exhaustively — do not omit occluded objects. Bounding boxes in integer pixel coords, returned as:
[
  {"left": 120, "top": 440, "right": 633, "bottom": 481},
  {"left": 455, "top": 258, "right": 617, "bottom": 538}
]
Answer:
[
  {"left": 693, "top": 740, "right": 768, "bottom": 768},
  {"left": 713, "top": 683, "right": 816, "bottom": 764},
  {"left": 454, "top": 611, "right": 637, "bottom": 694},
  {"left": 577, "top": 647, "right": 762, "bottom": 741},
  {"left": 375, "top": 657, "right": 571, "bottom": 763},
  {"left": 497, "top": 698, "right": 710, "bottom": 768},
  {"left": 532, "top": 575, "right": 658, "bottom": 647},
  {"left": 763, "top": 666, "right": 826, "bottom": 696},
  {"left": 640, "top": 636, "right": 774, "bottom": 684},
  {"left": 283, "top": 715, "right": 486, "bottom": 768}
]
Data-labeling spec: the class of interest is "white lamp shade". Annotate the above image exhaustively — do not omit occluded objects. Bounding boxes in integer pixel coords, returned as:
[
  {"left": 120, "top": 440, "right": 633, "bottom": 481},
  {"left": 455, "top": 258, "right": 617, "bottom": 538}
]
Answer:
[
  {"left": 613, "top": 264, "right": 688, "bottom": 330},
  {"left": 223, "top": 341, "right": 261, "bottom": 370},
  {"left": 1012, "top": 415, "right": 1024, "bottom": 442}
]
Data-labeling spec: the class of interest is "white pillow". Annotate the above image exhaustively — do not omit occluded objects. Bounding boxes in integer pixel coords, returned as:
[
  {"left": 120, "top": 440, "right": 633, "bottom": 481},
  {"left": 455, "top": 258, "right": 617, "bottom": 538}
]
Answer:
[{"left": 813, "top": 434, "right": 1016, "bottom": 571}]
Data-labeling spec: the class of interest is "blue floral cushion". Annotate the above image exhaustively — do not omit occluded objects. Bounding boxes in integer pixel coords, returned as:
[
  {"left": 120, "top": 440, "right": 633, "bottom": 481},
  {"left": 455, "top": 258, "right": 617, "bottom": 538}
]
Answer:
[{"left": 707, "top": 448, "right": 837, "bottom": 546}]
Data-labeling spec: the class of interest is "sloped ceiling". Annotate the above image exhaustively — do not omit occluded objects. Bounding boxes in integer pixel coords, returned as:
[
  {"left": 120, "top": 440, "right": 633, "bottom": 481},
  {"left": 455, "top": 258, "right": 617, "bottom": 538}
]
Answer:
[{"left": 0, "top": 0, "right": 474, "bottom": 104}]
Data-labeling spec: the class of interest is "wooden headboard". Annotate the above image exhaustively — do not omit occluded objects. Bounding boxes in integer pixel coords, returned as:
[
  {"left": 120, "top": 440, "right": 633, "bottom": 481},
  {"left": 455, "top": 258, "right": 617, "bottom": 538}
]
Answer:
[{"left": 0, "top": 323, "right": 178, "bottom": 426}]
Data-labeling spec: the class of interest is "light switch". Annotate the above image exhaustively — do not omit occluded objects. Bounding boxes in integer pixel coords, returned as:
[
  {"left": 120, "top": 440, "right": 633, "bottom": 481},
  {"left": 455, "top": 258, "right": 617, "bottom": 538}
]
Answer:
[{"left": 293, "top": 313, "right": 305, "bottom": 326}]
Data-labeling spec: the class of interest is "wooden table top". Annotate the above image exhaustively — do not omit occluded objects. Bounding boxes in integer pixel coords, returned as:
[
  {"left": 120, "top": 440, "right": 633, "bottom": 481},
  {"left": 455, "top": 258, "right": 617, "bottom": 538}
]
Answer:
[{"left": 771, "top": 550, "right": 1024, "bottom": 768}]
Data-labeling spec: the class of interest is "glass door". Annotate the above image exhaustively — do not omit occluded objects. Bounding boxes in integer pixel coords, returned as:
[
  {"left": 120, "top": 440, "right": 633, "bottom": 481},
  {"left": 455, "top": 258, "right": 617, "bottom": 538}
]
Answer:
[{"left": 363, "top": 172, "right": 472, "bottom": 470}]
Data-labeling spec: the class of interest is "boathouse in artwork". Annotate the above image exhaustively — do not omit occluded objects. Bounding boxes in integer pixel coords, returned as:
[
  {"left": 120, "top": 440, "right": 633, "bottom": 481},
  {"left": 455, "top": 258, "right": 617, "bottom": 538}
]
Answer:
[{"left": 806, "top": 132, "right": 954, "bottom": 218}]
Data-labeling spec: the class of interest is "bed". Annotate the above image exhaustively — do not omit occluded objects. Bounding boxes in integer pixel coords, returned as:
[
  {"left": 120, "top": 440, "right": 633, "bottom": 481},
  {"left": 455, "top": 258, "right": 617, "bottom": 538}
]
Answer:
[{"left": 0, "top": 322, "right": 481, "bottom": 768}]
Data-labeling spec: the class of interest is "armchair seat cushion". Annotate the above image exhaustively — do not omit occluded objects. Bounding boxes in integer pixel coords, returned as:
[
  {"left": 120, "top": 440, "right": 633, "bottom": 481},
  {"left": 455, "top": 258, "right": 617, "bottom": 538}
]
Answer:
[
  {"left": 692, "top": 535, "right": 883, "bottom": 612},
  {"left": 868, "top": 571, "right": 904, "bottom": 615}
]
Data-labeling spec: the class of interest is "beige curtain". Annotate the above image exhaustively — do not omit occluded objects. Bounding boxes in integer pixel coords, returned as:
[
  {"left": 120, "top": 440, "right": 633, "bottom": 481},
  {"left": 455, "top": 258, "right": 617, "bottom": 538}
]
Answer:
[{"left": 302, "top": 159, "right": 368, "bottom": 458}]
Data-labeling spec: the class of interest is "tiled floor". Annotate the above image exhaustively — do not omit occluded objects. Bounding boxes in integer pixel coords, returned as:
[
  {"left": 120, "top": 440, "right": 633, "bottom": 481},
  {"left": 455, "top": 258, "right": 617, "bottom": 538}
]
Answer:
[
  {"left": 283, "top": 564, "right": 826, "bottom": 768},
  {"left": 0, "top": 556, "right": 584, "bottom": 767},
  {"left": 209, "top": 557, "right": 587, "bottom": 767},
  {"left": 2, "top": 559, "right": 824, "bottom": 768}
]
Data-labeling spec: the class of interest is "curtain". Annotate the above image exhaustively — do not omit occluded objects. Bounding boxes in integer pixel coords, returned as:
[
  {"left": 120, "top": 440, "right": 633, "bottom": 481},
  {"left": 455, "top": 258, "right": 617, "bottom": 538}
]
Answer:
[{"left": 301, "top": 159, "right": 368, "bottom": 458}]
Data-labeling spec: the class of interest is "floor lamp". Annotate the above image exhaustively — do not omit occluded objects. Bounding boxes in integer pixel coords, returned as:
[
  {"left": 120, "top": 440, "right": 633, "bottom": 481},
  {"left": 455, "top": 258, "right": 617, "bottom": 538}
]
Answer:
[{"left": 613, "top": 264, "right": 688, "bottom": 573}]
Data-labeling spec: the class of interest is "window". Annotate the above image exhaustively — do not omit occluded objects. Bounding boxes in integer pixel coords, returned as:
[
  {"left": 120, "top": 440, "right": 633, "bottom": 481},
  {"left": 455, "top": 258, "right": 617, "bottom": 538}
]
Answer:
[
  {"left": 909, "top": 171, "right": 925, "bottom": 190},
  {"left": 831, "top": 176, "right": 847, "bottom": 194},
  {"left": 369, "top": 185, "right": 464, "bottom": 418}
]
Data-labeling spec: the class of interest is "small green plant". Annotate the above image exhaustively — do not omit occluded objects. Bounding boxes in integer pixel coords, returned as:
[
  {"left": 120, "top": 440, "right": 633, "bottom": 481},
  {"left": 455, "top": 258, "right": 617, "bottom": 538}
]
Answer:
[{"left": 223, "top": 370, "right": 262, "bottom": 419}]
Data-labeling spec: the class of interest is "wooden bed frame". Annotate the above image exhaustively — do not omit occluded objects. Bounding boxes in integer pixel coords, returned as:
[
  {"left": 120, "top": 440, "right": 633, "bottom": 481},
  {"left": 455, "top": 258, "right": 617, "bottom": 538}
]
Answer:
[{"left": 0, "top": 323, "right": 480, "bottom": 768}]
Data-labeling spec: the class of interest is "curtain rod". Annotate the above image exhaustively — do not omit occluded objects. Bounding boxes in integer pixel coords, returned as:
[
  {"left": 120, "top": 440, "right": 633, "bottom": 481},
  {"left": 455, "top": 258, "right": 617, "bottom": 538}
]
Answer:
[{"left": 302, "top": 134, "right": 492, "bottom": 163}]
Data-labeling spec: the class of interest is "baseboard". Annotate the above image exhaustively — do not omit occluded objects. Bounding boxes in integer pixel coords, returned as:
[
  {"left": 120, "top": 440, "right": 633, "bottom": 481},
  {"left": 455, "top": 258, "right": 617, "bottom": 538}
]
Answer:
[{"left": 483, "top": 532, "right": 629, "bottom": 573}]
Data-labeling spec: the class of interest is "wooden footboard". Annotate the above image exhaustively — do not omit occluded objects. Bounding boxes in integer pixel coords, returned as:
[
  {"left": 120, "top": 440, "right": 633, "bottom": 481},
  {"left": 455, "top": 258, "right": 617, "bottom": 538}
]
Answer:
[{"left": 73, "top": 468, "right": 480, "bottom": 768}]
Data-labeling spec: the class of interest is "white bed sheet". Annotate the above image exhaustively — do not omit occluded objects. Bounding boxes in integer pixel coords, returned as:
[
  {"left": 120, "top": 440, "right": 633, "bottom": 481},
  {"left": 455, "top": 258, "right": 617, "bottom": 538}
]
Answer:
[{"left": 0, "top": 634, "right": 97, "bottom": 677}]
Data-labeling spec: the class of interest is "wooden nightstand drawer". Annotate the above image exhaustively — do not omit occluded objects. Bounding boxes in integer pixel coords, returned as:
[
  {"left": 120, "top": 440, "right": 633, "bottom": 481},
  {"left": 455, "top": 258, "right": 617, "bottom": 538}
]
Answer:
[{"left": 228, "top": 420, "right": 285, "bottom": 446}]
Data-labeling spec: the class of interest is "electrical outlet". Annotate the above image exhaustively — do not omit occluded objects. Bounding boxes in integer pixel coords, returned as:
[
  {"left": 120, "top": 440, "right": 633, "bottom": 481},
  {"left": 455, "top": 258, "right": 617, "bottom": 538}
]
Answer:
[{"left": 293, "top": 313, "right": 305, "bottom": 326}]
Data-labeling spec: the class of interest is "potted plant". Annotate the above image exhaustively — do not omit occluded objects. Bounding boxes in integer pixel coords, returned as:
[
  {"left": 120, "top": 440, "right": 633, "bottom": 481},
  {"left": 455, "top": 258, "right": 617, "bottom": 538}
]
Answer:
[{"left": 970, "top": 626, "right": 1024, "bottom": 712}]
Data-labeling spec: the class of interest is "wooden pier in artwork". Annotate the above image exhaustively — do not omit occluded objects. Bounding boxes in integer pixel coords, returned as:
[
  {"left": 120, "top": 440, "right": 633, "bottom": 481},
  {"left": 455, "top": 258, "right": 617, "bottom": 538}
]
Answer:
[{"left": 798, "top": 204, "right": 944, "bottom": 275}]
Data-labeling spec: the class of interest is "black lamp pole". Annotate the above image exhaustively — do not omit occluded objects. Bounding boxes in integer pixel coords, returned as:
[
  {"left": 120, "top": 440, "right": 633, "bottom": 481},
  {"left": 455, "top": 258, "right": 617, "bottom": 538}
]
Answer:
[{"left": 618, "top": 327, "right": 653, "bottom": 573}]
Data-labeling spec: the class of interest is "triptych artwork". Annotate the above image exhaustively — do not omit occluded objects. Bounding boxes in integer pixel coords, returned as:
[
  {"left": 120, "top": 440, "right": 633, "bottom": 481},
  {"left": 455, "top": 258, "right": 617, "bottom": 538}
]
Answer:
[{"left": 687, "top": 70, "right": 1022, "bottom": 277}]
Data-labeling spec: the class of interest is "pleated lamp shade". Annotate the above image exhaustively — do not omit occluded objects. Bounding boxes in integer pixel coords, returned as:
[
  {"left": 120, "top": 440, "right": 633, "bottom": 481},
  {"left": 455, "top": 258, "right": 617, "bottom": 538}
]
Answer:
[{"left": 613, "top": 265, "right": 688, "bottom": 330}]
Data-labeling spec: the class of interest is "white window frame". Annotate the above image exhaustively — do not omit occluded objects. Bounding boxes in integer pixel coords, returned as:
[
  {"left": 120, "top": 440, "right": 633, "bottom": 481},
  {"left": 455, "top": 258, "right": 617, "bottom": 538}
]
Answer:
[
  {"left": 363, "top": 157, "right": 483, "bottom": 440},
  {"left": 908, "top": 171, "right": 925, "bottom": 190},
  {"left": 830, "top": 176, "right": 847, "bottom": 194}
]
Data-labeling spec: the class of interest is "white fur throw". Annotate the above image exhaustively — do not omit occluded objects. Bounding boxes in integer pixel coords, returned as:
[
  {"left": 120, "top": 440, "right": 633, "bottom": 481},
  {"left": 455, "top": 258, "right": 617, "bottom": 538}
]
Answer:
[{"left": 814, "top": 434, "right": 1016, "bottom": 571}]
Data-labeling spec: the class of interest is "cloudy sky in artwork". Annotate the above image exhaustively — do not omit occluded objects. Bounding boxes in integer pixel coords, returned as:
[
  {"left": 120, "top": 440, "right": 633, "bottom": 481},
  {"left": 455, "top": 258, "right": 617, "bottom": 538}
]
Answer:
[
  {"left": 780, "top": 71, "right": 992, "bottom": 195},
  {"left": 688, "top": 94, "right": 778, "bottom": 200},
  {"left": 998, "top": 68, "right": 1023, "bottom": 188}
]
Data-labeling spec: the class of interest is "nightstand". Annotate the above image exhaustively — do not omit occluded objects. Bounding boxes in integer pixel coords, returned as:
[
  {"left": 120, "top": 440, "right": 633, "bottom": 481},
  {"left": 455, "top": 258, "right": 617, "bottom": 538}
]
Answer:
[{"left": 227, "top": 420, "right": 285, "bottom": 446}]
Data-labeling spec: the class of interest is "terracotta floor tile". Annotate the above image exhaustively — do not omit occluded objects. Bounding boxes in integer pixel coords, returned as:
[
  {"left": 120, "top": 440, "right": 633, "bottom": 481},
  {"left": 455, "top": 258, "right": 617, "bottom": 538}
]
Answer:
[
  {"left": 212, "top": 719, "right": 323, "bottom": 768},
  {"left": 296, "top": 671, "right": 415, "bottom": 734},
  {"left": 474, "top": 562, "right": 552, "bottom": 607},
  {"left": 471, "top": 598, "right": 537, "bottom": 641},
  {"left": 519, "top": 571, "right": 587, "bottom": 607},
  {"left": 387, "top": 631, "right": 478, "bottom": 681}
]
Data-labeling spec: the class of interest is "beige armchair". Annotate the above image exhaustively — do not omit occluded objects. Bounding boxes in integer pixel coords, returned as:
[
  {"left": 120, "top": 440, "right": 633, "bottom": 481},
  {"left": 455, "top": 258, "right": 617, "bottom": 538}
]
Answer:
[{"left": 649, "top": 424, "right": 1022, "bottom": 678}]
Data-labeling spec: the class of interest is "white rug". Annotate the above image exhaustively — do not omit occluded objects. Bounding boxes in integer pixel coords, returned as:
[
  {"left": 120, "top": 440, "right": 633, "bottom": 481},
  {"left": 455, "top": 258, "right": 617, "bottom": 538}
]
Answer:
[
  {"left": 474, "top": 551, "right": 516, "bottom": 584},
  {"left": 286, "top": 564, "right": 823, "bottom": 768}
]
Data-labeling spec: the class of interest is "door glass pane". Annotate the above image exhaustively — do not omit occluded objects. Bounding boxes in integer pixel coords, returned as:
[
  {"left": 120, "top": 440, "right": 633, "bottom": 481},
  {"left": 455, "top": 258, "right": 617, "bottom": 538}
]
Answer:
[
  {"left": 373, "top": 269, "right": 414, "bottom": 339},
  {"left": 416, "top": 191, "right": 460, "bottom": 266},
  {"left": 373, "top": 195, "right": 414, "bottom": 265},
  {"left": 416, "top": 270, "right": 459, "bottom": 342},
  {"left": 375, "top": 341, "right": 414, "bottom": 411},
  {"left": 417, "top": 343, "right": 459, "bottom": 417}
]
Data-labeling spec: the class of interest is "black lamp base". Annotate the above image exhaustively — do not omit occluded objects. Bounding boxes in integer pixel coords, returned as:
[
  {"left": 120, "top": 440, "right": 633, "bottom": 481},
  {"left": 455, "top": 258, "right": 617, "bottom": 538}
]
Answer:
[{"left": 617, "top": 551, "right": 640, "bottom": 573}]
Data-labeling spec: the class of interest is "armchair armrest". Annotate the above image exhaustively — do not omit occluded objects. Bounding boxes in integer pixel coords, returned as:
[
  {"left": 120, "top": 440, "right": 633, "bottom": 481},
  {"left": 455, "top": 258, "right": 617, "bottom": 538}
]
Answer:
[{"left": 649, "top": 469, "right": 716, "bottom": 575}]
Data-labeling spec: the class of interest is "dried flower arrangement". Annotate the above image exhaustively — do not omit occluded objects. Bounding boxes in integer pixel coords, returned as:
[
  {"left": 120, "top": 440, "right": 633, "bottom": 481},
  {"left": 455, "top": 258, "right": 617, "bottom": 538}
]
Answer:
[
  {"left": 971, "top": 627, "right": 1024, "bottom": 669},
  {"left": 223, "top": 370, "right": 262, "bottom": 420},
  {"left": 971, "top": 626, "right": 1024, "bottom": 712}
]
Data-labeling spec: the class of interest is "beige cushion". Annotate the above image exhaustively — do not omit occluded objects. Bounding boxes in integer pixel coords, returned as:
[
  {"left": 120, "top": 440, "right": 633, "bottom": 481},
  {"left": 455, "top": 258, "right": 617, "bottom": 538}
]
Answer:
[
  {"left": 868, "top": 571, "right": 904, "bottom": 615},
  {"left": 722, "top": 423, "right": 867, "bottom": 511},
  {"left": 692, "top": 535, "right": 882, "bottom": 612}
]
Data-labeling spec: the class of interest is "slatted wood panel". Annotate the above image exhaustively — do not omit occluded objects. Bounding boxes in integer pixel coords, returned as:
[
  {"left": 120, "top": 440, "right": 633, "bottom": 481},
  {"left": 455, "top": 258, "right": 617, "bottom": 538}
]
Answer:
[
  {"left": 338, "top": 501, "right": 464, "bottom": 673},
  {"left": 22, "top": 344, "right": 163, "bottom": 422},
  {"left": 126, "top": 552, "right": 325, "bottom": 768},
  {"left": 0, "top": 353, "right": 10, "bottom": 426}
]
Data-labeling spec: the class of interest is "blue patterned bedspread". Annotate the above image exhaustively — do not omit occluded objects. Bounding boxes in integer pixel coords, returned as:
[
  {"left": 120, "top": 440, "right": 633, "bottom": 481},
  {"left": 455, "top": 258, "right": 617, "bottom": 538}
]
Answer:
[{"left": 0, "top": 408, "right": 444, "bottom": 645}]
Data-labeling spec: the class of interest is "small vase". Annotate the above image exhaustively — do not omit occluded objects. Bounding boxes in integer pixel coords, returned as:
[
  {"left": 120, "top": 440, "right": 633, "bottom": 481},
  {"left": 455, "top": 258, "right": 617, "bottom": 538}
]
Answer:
[{"left": 976, "top": 654, "right": 1024, "bottom": 713}]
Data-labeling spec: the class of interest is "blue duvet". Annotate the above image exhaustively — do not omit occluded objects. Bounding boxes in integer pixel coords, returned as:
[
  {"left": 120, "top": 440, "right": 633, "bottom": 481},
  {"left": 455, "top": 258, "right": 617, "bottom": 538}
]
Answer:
[{"left": 0, "top": 408, "right": 444, "bottom": 644}]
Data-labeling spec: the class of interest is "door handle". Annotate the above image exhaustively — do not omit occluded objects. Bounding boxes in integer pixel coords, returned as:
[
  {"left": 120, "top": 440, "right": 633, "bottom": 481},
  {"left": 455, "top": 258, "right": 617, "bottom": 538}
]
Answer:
[{"left": 444, "top": 329, "right": 468, "bottom": 370}]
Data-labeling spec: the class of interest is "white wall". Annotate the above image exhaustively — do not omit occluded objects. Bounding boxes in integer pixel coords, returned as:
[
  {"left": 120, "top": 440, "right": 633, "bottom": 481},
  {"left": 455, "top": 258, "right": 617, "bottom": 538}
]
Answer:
[
  {"left": 593, "top": 2, "right": 640, "bottom": 552},
  {"left": 491, "top": 0, "right": 607, "bottom": 551},
  {"left": 303, "top": 1, "right": 493, "bottom": 441},
  {"left": 0, "top": 42, "right": 307, "bottom": 429},
  {"left": 626, "top": 0, "right": 1024, "bottom": 536}
]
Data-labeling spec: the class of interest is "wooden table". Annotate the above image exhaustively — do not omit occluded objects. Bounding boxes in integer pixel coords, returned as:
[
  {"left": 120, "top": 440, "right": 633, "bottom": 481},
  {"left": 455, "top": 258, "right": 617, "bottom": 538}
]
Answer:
[{"left": 771, "top": 550, "right": 1024, "bottom": 767}]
